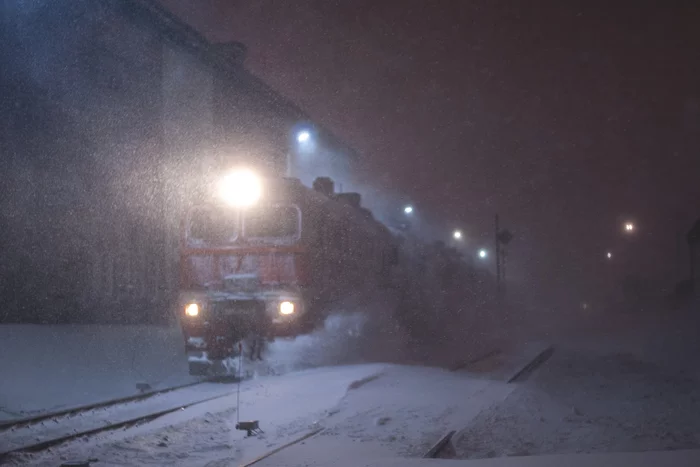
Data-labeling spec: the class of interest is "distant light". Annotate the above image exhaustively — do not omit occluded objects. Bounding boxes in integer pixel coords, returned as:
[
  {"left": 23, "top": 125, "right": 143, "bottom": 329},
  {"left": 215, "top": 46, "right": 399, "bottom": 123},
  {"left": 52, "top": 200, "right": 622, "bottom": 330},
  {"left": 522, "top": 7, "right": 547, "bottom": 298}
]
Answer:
[
  {"left": 296, "top": 130, "right": 311, "bottom": 144},
  {"left": 606, "top": 251, "right": 612, "bottom": 259},
  {"left": 404, "top": 205, "right": 413, "bottom": 215},
  {"left": 453, "top": 230, "right": 463, "bottom": 240},
  {"left": 478, "top": 249, "right": 488, "bottom": 259},
  {"left": 219, "top": 169, "right": 262, "bottom": 207},
  {"left": 624, "top": 222, "right": 635, "bottom": 232}
]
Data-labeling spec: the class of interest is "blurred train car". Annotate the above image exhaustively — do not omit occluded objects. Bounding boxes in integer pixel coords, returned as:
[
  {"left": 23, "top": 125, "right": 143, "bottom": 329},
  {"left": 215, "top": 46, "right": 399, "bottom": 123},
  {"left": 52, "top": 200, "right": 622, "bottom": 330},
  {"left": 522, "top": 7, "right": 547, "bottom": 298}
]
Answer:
[{"left": 178, "top": 171, "right": 398, "bottom": 375}]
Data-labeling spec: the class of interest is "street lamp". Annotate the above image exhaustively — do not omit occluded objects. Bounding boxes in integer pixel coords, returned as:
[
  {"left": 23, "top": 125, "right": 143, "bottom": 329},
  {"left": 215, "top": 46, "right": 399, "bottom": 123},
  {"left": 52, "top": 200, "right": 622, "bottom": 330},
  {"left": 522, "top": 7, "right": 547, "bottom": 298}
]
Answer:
[
  {"left": 296, "top": 130, "right": 311, "bottom": 144},
  {"left": 453, "top": 230, "right": 463, "bottom": 240},
  {"left": 288, "top": 128, "right": 315, "bottom": 176},
  {"left": 404, "top": 205, "right": 414, "bottom": 215},
  {"left": 606, "top": 251, "right": 613, "bottom": 259},
  {"left": 624, "top": 222, "right": 635, "bottom": 233},
  {"left": 478, "top": 249, "right": 488, "bottom": 259}
]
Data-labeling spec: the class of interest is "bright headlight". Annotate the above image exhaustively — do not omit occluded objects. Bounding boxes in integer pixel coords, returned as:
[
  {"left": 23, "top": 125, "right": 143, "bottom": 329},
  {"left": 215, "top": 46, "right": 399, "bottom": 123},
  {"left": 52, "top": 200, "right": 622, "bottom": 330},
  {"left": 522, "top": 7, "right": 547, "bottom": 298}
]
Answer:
[
  {"left": 185, "top": 303, "right": 200, "bottom": 317},
  {"left": 219, "top": 169, "right": 262, "bottom": 207},
  {"left": 279, "top": 301, "right": 295, "bottom": 315}
]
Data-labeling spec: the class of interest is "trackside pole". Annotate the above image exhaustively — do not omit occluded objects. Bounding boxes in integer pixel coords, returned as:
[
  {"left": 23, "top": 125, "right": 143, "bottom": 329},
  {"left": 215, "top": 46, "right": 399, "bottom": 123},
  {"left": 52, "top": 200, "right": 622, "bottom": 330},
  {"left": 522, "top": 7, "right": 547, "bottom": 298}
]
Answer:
[{"left": 235, "top": 342, "right": 263, "bottom": 437}]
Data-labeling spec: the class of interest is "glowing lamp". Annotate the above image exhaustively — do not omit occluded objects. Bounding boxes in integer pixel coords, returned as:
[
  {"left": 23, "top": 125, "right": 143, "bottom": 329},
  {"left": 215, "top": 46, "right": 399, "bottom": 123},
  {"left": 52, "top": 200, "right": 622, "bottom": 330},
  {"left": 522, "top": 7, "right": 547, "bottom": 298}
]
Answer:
[
  {"left": 279, "top": 301, "right": 295, "bottom": 315},
  {"left": 219, "top": 169, "right": 262, "bottom": 207},
  {"left": 185, "top": 303, "right": 199, "bottom": 317}
]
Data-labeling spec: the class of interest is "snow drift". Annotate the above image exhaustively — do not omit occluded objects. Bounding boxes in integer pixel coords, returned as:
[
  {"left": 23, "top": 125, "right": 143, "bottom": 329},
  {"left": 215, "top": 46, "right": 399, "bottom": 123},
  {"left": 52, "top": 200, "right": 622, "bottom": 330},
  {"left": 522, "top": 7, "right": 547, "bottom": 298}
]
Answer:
[{"left": 0, "top": 324, "right": 197, "bottom": 422}]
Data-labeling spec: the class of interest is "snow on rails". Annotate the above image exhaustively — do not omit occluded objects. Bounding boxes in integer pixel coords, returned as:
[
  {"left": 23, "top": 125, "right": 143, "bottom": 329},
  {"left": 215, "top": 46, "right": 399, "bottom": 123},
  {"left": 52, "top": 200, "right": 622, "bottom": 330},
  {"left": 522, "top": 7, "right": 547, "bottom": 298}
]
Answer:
[{"left": 0, "top": 381, "right": 233, "bottom": 459}]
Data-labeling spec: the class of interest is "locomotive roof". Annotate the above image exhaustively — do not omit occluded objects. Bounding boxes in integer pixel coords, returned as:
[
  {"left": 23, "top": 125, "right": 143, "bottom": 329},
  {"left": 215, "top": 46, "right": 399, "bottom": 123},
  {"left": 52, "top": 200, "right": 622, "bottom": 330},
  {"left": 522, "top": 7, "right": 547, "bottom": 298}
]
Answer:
[
  {"left": 190, "top": 177, "right": 393, "bottom": 240},
  {"left": 274, "top": 179, "right": 393, "bottom": 239}
]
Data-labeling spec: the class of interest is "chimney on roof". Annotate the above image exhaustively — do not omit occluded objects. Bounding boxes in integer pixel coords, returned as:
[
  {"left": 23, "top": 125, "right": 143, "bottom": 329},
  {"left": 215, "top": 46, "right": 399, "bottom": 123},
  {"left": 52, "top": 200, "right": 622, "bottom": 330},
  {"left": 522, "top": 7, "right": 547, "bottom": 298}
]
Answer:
[
  {"left": 313, "top": 177, "right": 334, "bottom": 197},
  {"left": 214, "top": 41, "right": 248, "bottom": 65}
]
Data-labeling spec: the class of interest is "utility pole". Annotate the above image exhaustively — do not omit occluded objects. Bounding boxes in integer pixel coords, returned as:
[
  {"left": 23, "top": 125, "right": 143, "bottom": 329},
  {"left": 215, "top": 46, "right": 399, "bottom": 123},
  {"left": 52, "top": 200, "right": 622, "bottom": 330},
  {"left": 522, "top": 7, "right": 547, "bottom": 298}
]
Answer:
[
  {"left": 494, "top": 214, "right": 513, "bottom": 300},
  {"left": 495, "top": 214, "right": 501, "bottom": 297},
  {"left": 502, "top": 247, "right": 507, "bottom": 296}
]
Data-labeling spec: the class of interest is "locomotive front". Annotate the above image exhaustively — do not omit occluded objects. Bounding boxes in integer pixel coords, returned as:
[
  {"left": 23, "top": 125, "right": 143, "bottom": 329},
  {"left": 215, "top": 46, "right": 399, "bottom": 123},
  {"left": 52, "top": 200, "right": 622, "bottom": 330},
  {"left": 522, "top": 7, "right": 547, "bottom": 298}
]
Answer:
[{"left": 178, "top": 170, "right": 309, "bottom": 374}]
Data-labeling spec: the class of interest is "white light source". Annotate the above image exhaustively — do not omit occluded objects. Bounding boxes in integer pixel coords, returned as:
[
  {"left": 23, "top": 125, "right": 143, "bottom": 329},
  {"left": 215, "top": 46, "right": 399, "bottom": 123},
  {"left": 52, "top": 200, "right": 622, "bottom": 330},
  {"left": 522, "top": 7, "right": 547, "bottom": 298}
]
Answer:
[
  {"left": 606, "top": 251, "right": 612, "bottom": 259},
  {"left": 185, "top": 303, "right": 199, "bottom": 317},
  {"left": 453, "top": 230, "right": 463, "bottom": 240},
  {"left": 296, "top": 130, "right": 311, "bottom": 144},
  {"left": 279, "top": 301, "right": 295, "bottom": 315},
  {"left": 404, "top": 205, "right": 413, "bottom": 214},
  {"left": 219, "top": 169, "right": 262, "bottom": 207},
  {"left": 478, "top": 249, "right": 488, "bottom": 259},
  {"left": 624, "top": 222, "right": 635, "bottom": 232}
]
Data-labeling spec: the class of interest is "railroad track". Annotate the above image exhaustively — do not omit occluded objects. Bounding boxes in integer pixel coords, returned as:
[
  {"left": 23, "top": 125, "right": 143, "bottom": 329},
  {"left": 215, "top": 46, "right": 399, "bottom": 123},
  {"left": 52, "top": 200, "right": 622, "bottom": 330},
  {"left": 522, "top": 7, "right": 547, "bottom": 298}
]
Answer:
[
  {"left": 0, "top": 380, "right": 206, "bottom": 432},
  {"left": 0, "top": 379, "right": 238, "bottom": 460},
  {"left": 425, "top": 344, "right": 555, "bottom": 459}
]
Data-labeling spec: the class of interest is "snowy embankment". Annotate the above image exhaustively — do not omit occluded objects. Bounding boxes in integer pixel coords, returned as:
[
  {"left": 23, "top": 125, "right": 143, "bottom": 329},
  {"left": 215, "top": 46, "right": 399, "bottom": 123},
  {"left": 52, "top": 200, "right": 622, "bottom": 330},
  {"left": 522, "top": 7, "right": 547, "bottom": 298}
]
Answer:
[
  {"left": 0, "top": 324, "right": 197, "bottom": 422},
  {"left": 452, "top": 301, "right": 700, "bottom": 459}
]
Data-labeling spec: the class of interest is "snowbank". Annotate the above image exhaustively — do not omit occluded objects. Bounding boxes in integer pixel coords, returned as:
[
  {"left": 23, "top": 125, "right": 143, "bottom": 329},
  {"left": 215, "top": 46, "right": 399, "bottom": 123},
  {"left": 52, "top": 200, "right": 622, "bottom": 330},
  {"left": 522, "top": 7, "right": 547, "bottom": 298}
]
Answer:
[
  {"left": 452, "top": 306, "right": 700, "bottom": 460},
  {"left": 0, "top": 324, "right": 197, "bottom": 421}
]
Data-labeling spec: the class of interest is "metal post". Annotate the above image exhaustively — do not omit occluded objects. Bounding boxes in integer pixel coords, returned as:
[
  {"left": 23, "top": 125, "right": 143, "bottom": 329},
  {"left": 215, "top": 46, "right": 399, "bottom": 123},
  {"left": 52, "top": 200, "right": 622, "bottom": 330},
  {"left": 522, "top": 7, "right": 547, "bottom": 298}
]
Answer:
[
  {"left": 495, "top": 214, "right": 501, "bottom": 297},
  {"left": 502, "top": 247, "right": 507, "bottom": 297}
]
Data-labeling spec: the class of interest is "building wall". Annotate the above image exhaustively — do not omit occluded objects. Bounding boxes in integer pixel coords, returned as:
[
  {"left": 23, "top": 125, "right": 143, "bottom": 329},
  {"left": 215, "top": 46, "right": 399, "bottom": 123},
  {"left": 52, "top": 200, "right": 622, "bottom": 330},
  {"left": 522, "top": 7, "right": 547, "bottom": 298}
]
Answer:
[
  {"left": 0, "top": 0, "right": 364, "bottom": 324},
  {"left": 1, "top": 0, "right": 169, "bottom": 323}
]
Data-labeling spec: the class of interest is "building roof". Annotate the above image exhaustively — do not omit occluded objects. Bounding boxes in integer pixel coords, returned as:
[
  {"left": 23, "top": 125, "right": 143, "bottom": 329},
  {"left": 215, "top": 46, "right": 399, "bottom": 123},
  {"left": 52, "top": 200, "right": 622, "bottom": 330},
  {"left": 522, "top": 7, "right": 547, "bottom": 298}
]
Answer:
[{"left": 121, "top": 0, "right": 358, "bottom": 160}]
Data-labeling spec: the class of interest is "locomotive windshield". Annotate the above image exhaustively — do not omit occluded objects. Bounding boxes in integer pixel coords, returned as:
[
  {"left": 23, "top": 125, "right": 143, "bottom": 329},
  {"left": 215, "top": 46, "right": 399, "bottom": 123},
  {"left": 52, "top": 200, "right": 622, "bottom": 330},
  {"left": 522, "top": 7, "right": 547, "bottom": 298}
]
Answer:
[
  {"left": 244, "top": 205, "right": 300, "bottom": 239},
  {"left": 187, "top": 204, "right": 300, "bottom": 245},
  {"left": 188, "top": 208, "right": 238, "bottom": 245}
]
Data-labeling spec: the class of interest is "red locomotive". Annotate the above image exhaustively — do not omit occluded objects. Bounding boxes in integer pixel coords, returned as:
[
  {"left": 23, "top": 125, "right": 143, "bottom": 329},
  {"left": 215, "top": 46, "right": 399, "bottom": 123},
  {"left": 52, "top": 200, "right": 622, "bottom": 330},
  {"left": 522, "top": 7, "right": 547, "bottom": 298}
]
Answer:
[{"left": 178, "top": 170, "right": 398, "bottom": 375}]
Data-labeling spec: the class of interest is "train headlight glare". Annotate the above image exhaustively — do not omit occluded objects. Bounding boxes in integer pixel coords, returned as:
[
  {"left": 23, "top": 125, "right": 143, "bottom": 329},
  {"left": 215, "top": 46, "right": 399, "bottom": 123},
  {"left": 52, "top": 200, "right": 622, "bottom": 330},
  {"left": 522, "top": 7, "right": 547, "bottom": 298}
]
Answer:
[
  {"left": 185, "top": 303, "right": 200, "bottom": 317},
  {"left": 219, "top": 169, "right": 262, "bottom": 207},
  {"left": 279, "top": 301, "right": 295, "bottom": 315}
]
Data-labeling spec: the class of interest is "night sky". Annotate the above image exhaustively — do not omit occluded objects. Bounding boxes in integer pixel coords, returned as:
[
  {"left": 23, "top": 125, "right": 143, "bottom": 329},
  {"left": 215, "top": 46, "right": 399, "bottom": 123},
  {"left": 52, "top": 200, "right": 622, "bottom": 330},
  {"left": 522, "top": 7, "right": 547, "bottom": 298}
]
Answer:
[{"left": 159, "top": 0, "right": 700, "bottom": 307}]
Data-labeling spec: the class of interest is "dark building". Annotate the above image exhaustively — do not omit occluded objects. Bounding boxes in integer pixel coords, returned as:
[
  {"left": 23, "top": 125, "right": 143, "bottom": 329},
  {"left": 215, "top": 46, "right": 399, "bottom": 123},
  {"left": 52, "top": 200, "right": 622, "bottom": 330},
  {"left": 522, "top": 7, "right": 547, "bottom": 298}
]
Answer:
[{"left": 0, "top": 0, "right": 360, "bottom": 324}]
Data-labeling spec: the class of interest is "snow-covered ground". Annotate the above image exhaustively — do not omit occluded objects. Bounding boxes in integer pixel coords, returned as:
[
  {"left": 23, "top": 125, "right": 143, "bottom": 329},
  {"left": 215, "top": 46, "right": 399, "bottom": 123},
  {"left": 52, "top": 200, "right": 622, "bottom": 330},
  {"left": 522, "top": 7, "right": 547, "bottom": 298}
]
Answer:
[
  {"left": 452, "top": 303, "right": 700, "bottom": 459},
  {"left": 4, "top": 279, "right": 698, "bottom": 466},
  {"left": 6, "top": 360, "right": 525, "bottom": 467},
  {"left": 4, "top": 301, "right": 700, "bottom": 466},
  {"left": 7, "top": 363, "right": 389, "bottom": 466},
  {"left": 0, "top": 324, "right": 198, "bottom": 421},
  {"left": 17, "top": 349, "right": 697, "bottom": 467}
]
